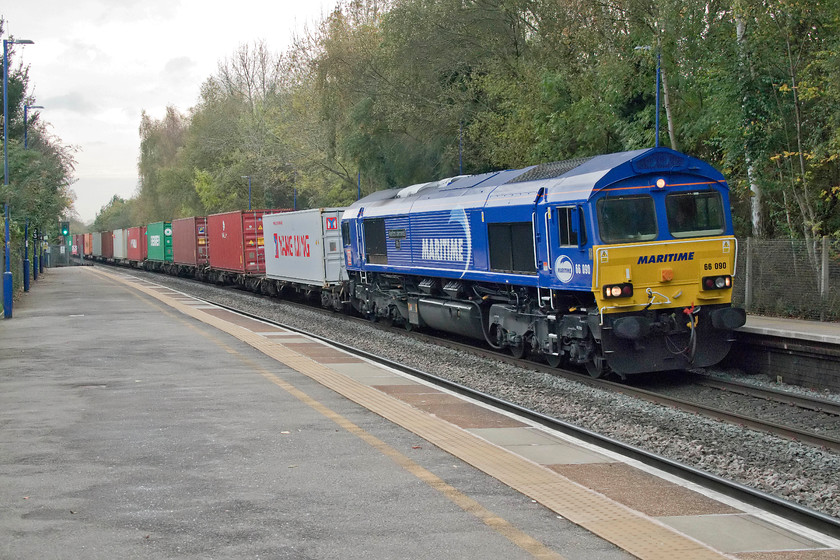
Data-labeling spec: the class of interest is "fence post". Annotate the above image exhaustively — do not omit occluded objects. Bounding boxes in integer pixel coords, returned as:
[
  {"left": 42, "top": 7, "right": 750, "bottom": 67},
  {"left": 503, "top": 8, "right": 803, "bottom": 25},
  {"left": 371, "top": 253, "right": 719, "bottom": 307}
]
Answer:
[
  {"left": 821, "top": 236, "right": 829, "bottom": 321},
  {"left": 744, "top": 237, "right": 753, "bottom": 311}
]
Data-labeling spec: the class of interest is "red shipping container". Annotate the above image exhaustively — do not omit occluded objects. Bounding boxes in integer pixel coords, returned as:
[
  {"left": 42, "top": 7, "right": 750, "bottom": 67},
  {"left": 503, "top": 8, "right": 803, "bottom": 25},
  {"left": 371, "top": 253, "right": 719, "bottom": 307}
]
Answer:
[
  {"left": 126, "top": 226, "right": 147, "bottom": 262},
  {"left": 208, "top": 210, "right": 285, "bottom": 274},
  {"left": 101, "top": 230, "right": 114, "bottom": 259},
  {"left": 172, "top": 217, "right": 208, "bottom": 266},
  {"left": 72, "top": 234, "right": 83, "bottom": 256}
]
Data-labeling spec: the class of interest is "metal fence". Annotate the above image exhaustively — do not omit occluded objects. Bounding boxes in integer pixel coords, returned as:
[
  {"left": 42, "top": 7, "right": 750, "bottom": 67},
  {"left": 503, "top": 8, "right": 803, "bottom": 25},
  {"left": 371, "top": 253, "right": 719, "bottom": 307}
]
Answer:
[{"left": 733, "top": 237, "right": 840, "bottom": 322}]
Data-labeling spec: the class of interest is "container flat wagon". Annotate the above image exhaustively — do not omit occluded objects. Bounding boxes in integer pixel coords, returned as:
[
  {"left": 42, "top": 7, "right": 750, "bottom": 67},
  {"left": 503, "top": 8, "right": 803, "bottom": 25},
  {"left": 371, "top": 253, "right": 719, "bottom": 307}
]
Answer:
[
  {"left": 126, "top": 226, "right": 147, "bottom": 264},
  {"left": 263, "top": 208, "right": 346, "bottom": 304},
  {"left": 113, "top": 229, "right": 128, "bottom": 261},
  {"left": 207, "top": 210, "right": 290, "bottom": 287},
  {"left": 145, "top": 222, "right": 173, "bottom": 270},
  {"left": 101, "top": 230, "right": 114, "bottom": 260},
  {"left": 92, "top": 232, "right": 102, "bottom": 258},
  {"left": 172, "top": 217, "right": 209, "bottom": 276}
]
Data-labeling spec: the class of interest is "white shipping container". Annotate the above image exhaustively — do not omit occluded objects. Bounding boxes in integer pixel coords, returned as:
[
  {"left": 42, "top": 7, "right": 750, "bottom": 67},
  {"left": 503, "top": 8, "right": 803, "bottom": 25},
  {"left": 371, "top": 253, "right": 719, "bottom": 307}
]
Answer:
[
  {"left": 92, "top": 232, "right": 103, "bottom": 257},
  {"left": 113, "top": 229, "right": 128, "bottom": 260},
  {"left": 263, "top": 208, "right": 346, "bottom": 286}
]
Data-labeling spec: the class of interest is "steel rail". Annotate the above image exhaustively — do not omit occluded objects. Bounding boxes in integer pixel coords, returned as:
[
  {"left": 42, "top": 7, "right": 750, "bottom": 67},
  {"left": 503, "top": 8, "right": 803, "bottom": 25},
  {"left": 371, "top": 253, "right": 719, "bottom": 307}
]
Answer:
[{"left": 696, "top": 377, "right": 840, "bottom": 416}]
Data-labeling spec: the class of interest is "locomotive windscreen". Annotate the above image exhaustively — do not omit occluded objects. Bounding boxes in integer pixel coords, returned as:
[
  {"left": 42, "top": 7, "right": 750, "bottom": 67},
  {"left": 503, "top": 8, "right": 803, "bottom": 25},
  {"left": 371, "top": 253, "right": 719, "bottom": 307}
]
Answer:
[
  {"left": 666, "top": 192, "right": 725, "bottom": 238},
  {"left": 597, "top": 196, "right": 657, "bottom": 243}
]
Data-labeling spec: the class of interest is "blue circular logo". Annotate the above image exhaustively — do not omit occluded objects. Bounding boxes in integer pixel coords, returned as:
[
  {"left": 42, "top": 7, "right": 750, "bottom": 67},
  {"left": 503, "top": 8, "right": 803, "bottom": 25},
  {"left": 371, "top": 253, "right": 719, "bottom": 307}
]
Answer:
[{"left": 554, "top": 256, "right": 574, "bottom": 283}]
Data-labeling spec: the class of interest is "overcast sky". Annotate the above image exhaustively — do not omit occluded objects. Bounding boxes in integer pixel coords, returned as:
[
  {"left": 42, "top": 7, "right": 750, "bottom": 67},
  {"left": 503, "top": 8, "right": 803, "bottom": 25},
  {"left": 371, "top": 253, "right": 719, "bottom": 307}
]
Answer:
[{"left": 3, "top": 0, "right": 338, "bottom": 223}]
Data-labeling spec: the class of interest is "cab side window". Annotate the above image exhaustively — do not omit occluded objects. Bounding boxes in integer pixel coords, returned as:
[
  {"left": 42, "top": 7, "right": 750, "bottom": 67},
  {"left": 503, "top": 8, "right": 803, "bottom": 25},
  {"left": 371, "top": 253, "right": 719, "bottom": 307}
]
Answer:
[
  {"left": 557, "top": 207, "right": 586, "bottom": 247},
  {"left": 341, "top": 221, "right": 351, "bottom": 246}
]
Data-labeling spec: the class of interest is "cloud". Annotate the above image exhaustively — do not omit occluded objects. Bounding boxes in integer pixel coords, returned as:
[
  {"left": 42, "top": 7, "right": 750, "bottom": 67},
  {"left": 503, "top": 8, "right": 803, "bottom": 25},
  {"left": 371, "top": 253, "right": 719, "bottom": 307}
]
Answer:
[
  {"left": 41, "top": 91, "right": 100, "bottom": 115},
  {"left": 162, "top": 56, "right": 197, "bottom": 84}
]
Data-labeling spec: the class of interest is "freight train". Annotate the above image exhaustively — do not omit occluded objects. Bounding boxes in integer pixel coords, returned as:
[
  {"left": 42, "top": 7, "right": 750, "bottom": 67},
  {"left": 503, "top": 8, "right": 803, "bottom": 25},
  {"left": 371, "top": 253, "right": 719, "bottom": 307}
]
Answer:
[{"left": 80, "top": 147, "right": 746, "bottom": 378}]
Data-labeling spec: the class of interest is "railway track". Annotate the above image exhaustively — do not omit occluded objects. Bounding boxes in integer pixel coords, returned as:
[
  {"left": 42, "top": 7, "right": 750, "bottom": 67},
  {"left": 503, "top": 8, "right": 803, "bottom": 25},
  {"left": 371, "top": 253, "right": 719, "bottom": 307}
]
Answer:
[
  {"left": 339, "top": 307, "right": 840, "bottom": 453},
  {"left": 198, "top": 293, "right": 840, "bottom": 539},
  {"left": 695, "top": 376, "right": 840, "bottom": 416}
]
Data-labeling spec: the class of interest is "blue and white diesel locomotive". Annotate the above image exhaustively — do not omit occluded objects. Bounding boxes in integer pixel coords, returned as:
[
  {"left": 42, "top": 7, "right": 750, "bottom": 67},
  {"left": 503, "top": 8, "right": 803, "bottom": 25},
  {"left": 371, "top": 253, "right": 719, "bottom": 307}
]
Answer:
[{"left": 339, "top": 147, "right": 746, "bottom": 377}]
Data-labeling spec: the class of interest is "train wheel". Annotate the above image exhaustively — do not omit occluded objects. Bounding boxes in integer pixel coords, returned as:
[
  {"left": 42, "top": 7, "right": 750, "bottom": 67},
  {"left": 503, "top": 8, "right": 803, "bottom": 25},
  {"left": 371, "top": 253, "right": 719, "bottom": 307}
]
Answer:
[
  {"left": 509, "top": 343, "right": 526, "bottom": 359},
  {"left": 545, "top": 354, "right": 563, "bottom": 368},
  {"left": 585, "top": 354, "right": 607, "bottom": 379}
]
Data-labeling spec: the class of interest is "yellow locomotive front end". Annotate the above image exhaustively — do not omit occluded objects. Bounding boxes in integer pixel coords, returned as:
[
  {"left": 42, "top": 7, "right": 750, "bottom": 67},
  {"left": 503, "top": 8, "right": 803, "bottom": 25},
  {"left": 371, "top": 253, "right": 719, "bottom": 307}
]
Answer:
[
  {"left": 595, "top": 236, "right": 737, "bottom": 313},
  {"left": 580, "top": 150, "right": 747, "bottom": 376},
  {"left": 590, "top": 236, "right": 746, "bottom": 375}
]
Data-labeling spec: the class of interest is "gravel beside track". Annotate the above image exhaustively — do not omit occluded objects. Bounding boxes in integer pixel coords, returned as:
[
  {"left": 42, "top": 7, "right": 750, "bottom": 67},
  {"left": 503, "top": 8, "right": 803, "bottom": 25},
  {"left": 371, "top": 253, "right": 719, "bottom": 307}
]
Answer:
[
  {"left": 650, "top": 379, "right": 840, "bottom": 441},
  {"left": 124, "top": 270, "right": 840, "bottom": 520}
]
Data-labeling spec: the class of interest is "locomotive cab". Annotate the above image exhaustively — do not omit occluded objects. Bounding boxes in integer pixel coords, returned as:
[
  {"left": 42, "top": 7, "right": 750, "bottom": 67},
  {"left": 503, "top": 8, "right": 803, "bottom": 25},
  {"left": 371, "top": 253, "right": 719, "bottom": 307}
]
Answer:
[{"left": 582, "top": 155, "right": 746, "bottom": 375}]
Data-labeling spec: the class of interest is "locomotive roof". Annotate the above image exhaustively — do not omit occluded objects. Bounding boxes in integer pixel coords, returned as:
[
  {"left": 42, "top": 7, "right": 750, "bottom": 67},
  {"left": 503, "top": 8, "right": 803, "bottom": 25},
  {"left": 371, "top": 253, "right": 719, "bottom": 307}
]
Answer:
[{"left": 347, "top": 147, "right": 726, "bottom": 215}]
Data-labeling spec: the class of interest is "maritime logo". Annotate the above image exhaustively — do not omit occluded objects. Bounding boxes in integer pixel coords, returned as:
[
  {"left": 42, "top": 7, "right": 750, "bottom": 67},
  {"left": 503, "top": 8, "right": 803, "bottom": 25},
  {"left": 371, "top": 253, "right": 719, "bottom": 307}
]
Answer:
[
  {"left": 637, "top": 252, "right": 695, "bottom": 264},
  {"left": 554, "top": 255, "right": 574, "bottom": 283},
  {"left": 421, "top": 238, "right": 465, "bottom": 262}
]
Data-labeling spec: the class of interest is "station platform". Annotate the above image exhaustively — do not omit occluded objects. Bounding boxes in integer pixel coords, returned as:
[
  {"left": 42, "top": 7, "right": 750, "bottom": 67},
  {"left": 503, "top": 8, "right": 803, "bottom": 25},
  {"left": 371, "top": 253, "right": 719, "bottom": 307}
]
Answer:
[
  {"left": 2, "top": 267, "right": 839, "bottom": 559},
  {"left": 742, "top": 315, "right": 840, "bottom": 345}
]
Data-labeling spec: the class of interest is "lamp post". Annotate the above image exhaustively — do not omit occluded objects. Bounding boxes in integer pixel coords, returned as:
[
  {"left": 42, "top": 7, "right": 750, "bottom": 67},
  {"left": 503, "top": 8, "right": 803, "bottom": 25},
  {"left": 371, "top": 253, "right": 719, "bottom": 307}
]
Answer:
[
  {"left": 32, "top": 227, "right": 38, "bottom": 281},
  {"left": 23, "top": 104, "right": 43, "bottom": 149},
  {"left": 22, "top": 105, "right": 43, "bottom": 291},
  {"left": 3, "top": 38, "right": 35, "bottom": 318},
  {"left": 241, "top": 175, "right": 251, "bottom": 210},
  {"left": 634, "top": 44, "right": 661, "bottom": 148}
]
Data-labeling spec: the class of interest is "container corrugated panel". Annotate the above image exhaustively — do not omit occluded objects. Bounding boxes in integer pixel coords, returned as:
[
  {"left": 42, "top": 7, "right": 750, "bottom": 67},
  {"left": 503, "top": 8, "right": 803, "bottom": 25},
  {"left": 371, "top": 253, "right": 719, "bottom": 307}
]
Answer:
[
  {"left": 172, "top": 217, "right": 209, "bottom": 266},
  {"left": 208, "top": 210, "right": 287, "bottom": 273},
  {"left": 126, "top": 226, "right": 145, "bottom": 261},
  {"left": 72, "top": 234, "right": 82, "bottom": 256},
  {"left": 84, "top": 233, "right": 93, "bottom": 256},
  {"left": 92, "top": 232, "right": 102, "bottom": 257},
  {"left": 146, "top": 222, "right": 173, "bottom": 262},
  {"left": 264, "top": 208, "right": 345, "bottom": 286},
  {"left": 113, "top": 229, "right": 128, "bottom": 260},
  {"left": 101, "top": 231, "right": 114, "bottom": 259}
]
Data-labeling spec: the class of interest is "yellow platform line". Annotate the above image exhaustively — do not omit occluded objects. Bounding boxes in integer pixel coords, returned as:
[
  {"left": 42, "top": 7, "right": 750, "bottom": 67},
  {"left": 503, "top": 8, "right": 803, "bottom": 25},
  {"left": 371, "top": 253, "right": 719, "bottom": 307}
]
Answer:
[{"left": 94, "top": 268, "right": 729, "bottom": 560}]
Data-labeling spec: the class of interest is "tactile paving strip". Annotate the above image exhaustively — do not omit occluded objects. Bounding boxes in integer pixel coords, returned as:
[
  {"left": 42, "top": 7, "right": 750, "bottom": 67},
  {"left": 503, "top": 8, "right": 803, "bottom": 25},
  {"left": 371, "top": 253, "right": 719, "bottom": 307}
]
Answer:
[{"left": 99, "top": 268, "right": 731, "bottom": 560}]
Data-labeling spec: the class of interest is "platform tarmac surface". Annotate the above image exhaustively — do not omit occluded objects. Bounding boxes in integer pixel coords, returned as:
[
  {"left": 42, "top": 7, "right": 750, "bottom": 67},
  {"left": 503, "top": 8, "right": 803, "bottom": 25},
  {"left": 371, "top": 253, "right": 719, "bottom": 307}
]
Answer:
[
  {"left": 0, "top": 267, "right": 630, "bottom": 559},
  {"left": 6, "top": 268, "right": 840, "bottom": 560}
]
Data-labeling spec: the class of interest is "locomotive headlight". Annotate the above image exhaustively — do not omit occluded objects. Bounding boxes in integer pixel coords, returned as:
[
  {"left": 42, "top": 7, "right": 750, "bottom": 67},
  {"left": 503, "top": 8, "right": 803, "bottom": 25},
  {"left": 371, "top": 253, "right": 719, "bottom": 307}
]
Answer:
[
  {"left": 715, "top": 277, "right": 727, "bottom": 289},
  {"left": 610, "top": 286, "right": 622, "bottom": 297},
  {"left": 656, "top": 178, "right": 666, "bottom": 189}
]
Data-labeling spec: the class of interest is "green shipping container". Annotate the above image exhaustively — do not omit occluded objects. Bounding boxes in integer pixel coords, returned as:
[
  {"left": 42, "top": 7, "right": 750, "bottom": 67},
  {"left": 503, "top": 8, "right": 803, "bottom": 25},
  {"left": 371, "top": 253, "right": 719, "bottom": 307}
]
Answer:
[{"left": 146, "top": 221, "right": 173, "bottom": 262}]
